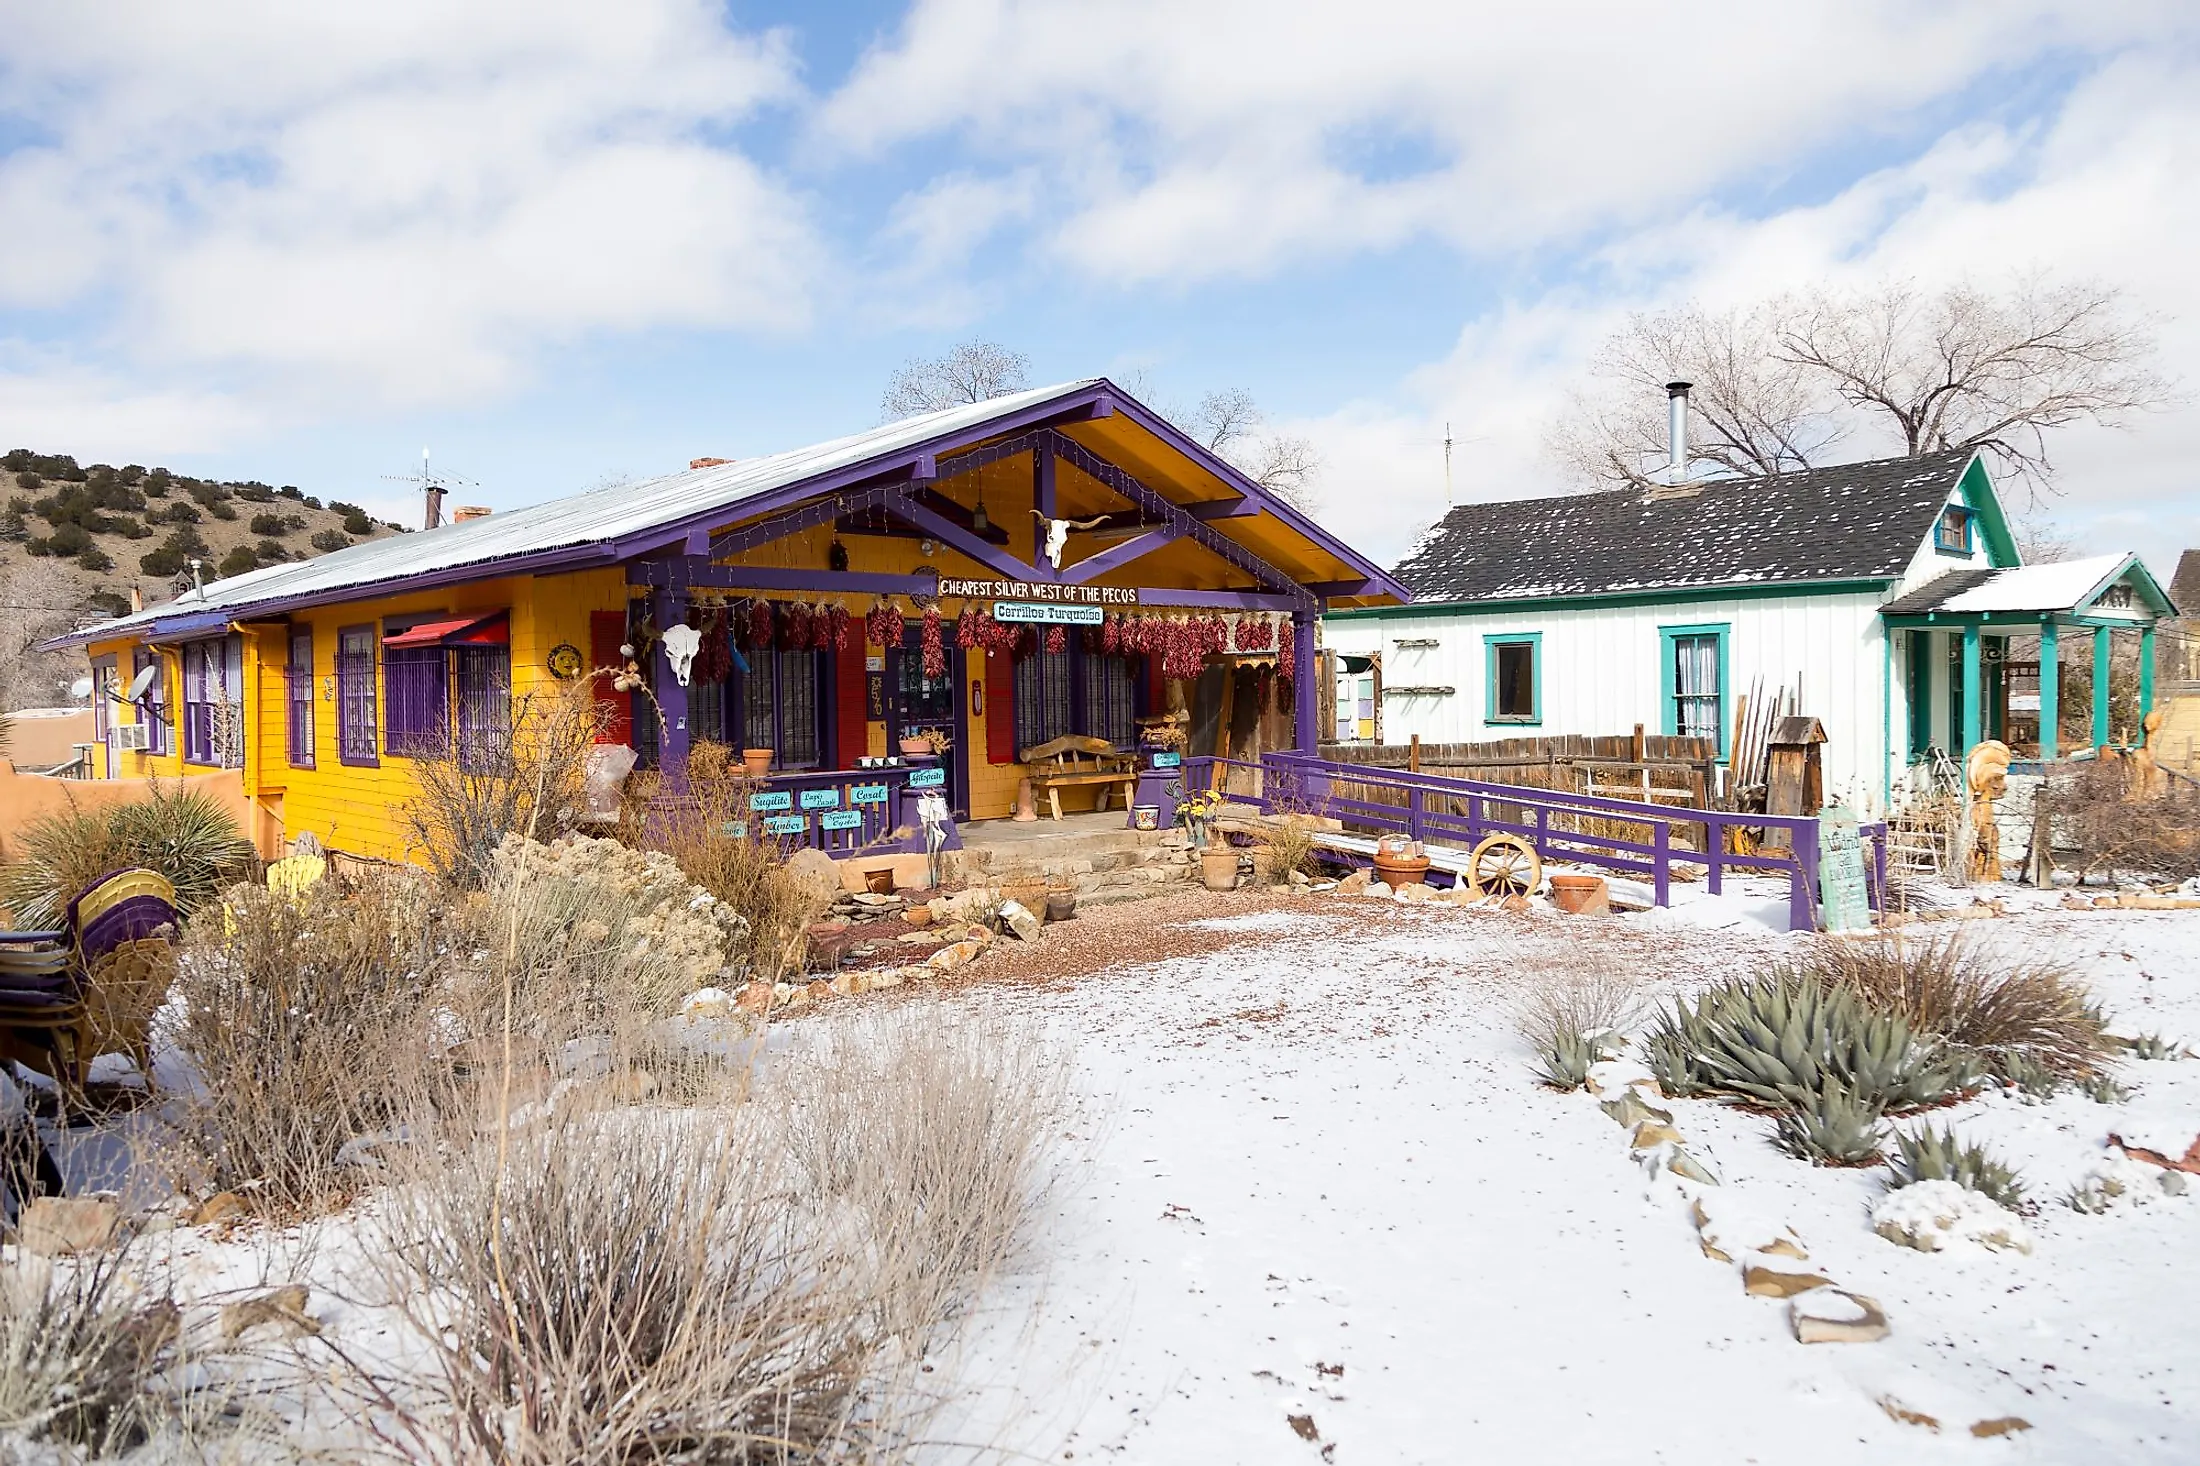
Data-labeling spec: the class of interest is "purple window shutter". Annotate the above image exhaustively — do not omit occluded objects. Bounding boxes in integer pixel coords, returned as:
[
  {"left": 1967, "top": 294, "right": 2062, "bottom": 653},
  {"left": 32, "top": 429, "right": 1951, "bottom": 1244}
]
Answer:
[{"left": 383, "top": 647, "right": 448, "bottom": 756}]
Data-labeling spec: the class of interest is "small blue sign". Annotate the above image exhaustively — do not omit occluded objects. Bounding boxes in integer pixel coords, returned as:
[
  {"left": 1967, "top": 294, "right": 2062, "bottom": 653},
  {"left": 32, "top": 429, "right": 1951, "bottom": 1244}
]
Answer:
[
  {"left": 850, "top": 783, "right": 890, "bottom": 805},
  {"left": 762, "top": 814, "right": 808, "bottom": 835},
  {"left": 820, "top": 809, "right": 864, "bottom": 831},
  {"left": 749, "top": 790, "right": 793, "bottom": 811},
  {"left": 720, "top": 820, "right": 748, "bottom": 839},
  {"left": 799, "top": 787, "right": 841, "bottom": 809},
  {"left": 908, "top": 765, "right": 946, "bottom": 788},
  {"left": 1150, "top": 751, "right": 1182, "bottom": 768}
]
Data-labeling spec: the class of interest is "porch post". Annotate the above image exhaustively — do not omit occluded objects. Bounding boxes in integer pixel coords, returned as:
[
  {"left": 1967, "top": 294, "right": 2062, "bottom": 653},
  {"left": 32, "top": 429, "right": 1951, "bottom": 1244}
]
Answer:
[
  {"left": 2139, "top": 626, "right": 2156, "bottom": 729},
  {"left": 1960, "top": 623, "right": 1982, "bottom": 756},
  {"left": 2038, "top": 620, "right": 2059, "bottom": 761},
  {"left": 1032, "top": 439, "right": 1056, "bottom": 581},
  {"left": 1292, "top": 607, "right": 1318, "bottom": 754},
  {"left": 653, "top": 588, "right": 690, "bottom": 778},
  {"left": 2092, "top": 625, "right": 2112, "bottom": 749}
]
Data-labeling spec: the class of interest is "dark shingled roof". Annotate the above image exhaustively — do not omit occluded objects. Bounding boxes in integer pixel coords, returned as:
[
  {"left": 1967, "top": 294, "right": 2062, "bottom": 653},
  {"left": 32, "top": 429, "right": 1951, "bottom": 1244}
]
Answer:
[
  {"left": 2171, "top": 549, "right": 2199, "bottom": 618},
  {"left": 1393, "top": 448, "right": 1978, "bottom": 603},
  {"left": 1879, "top": 568, "right": 1998, "bottom": 616}
]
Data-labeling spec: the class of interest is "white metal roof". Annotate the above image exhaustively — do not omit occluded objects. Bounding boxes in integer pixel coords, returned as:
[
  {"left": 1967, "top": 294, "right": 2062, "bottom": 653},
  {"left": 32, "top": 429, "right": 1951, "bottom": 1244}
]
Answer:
[
  {"left": 67, "top": 381, "right": 1102, "bottom": 643},
  {"left": 1924, "top": 554, "right": 2131, "bottom": 613}
]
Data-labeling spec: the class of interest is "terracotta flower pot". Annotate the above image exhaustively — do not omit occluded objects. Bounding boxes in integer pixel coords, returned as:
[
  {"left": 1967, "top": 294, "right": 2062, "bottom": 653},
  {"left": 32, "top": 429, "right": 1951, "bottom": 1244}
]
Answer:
[
  {"left": 898, "top": 737, "right": 935, "bottom": 756},
  {"left": 741, "top": 747, "right": 773, "bottom": 777},
  {"left": 1548, "top": 873, "right": 1610, "bottom": 916},
  {"left": 1200, "top": 848, "right": 1240, "bottom": 891},
  {"left": 1372, "top": 854, "right": 1430, "bottom": 889}
]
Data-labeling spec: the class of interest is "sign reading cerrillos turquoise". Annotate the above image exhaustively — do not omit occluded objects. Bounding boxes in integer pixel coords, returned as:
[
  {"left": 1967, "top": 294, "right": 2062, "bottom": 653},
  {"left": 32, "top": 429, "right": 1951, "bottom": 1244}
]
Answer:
[
  {"left": 1816, "top": 804, "right": 1872, "bottom": 932},
  {"left": 993, "top": 601, "right": 1104, "bottom": 626}
]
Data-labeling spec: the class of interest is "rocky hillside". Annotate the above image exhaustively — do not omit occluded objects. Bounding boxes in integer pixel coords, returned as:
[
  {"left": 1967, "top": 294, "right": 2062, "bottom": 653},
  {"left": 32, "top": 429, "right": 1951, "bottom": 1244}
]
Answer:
[{"left": 1, "top": 448, "right": 409, "bottom": 710}]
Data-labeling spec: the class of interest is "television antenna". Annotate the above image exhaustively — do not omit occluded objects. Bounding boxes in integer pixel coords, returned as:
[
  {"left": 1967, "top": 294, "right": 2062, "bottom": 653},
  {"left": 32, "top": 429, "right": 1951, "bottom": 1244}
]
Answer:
[
  {"left": 1408, "top": 423, "right": 1487, "bottom": 506},
  {"left": 381, "top": 447, "right": 477, "bottom": 530}
]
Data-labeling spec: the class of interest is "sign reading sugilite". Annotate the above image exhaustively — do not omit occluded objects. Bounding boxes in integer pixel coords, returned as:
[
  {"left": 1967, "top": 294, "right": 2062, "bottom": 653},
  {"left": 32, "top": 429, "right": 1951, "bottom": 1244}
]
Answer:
[
  {"left": 749, "top": 791, "right": 793, "bottom": 811},
  {"left": 908, "top": 766, "right": 946, "bottom": 788},
  {"left": 993, "top": 601, "right": 1104, "bottom": 626}
]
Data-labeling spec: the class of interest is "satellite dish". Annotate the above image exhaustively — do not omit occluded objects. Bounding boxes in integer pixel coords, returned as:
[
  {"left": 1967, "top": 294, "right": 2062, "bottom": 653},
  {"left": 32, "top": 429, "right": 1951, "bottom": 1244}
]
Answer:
[
  {"left": 125, "top": 663, "right": 159, "bottom": 701},
  {"left": 69, "top": 676, "right": 93, "bottom": 700}
]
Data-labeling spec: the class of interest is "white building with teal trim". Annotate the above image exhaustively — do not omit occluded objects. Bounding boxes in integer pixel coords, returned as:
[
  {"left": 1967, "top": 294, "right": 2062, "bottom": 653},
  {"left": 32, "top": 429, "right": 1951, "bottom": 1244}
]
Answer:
[{"left": 1324, "top": 448, "right": 2177, "bottom": 810}]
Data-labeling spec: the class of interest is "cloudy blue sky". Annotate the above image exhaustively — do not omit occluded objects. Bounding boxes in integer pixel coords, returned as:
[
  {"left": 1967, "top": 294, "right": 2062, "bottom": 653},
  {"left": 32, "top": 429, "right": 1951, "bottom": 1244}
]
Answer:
[{"left": 2, "top": 1, "right": 2196, "bottom": 573}]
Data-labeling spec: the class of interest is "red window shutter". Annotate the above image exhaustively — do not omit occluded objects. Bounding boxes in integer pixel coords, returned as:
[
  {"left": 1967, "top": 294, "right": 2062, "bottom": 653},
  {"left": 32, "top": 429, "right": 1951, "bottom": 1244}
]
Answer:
[
  {"left": 986, "top": 652, "right": 1016, "bottom": 764},
  {"left": 1145, "top": 650, "right": 1165, "bottom": 718},
  {"left": 833, "top": 649, "right": 866, "bottom": 768},
  {"left": 590, "top": 610, "right": 634, "bottom": 745}
]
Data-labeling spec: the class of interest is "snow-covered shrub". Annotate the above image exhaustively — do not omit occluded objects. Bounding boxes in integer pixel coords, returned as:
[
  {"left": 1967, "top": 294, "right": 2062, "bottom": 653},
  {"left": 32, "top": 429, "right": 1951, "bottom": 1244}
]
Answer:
[
  {"left": 1889, "top": 1125, "right": 2026, "bottom": 1209},
  {"left": 2067, "top": 1154, "right": 2187, "bottom": 1213},
  {"left": 174, "top": 871, "right": 439, "bottom": 1211},
  {"left": 1872, "top": 1180, "right": 2034, "bottom": 1254},
  {"left": 1511, "top": 964, "right": 1641, "bottom": 1090},
  {"left": 1803, "top": 932, "right": 2108, "bottom": 1085}
]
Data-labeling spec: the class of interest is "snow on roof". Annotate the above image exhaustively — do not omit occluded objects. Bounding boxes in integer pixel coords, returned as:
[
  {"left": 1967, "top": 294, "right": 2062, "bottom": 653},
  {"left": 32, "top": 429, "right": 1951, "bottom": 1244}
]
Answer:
[{"left": 1881, "top": 554, "right": 2132, "bottom": 615}]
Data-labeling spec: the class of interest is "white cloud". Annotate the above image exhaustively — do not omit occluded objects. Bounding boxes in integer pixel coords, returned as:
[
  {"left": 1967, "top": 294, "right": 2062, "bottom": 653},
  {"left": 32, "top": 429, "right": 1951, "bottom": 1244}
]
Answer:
[
  {"left": 823, "top": 0, "right": 2189, "bottom": 284},
  {"left": 1287, "top": 48, "right": 2200, "bottom": 571},
  {"left": 0, "top": 1, "right": 815, "bottom": 416}
]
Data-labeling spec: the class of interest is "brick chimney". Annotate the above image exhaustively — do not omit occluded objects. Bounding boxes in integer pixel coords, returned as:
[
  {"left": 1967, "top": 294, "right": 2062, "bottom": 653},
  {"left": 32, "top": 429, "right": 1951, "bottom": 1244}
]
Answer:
[
  {"left": 452, "top": 505, "right": 493, "bottom": 523},
  {"left": 689, "top": 456, "right": 733, "bottom": 469}
]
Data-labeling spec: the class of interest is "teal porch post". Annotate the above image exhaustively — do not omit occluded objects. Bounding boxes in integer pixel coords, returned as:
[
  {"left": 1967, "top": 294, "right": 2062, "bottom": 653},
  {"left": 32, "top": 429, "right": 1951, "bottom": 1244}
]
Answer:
[
  {"left": 2038, "top": 621, "right": 2059, "bottom": 761},
  {"left": 2140, "top": 626, "right": 2156, "bottom": 729},
  {"left": 2092, "top": 625, "right": 2112, "bottom": 749},
  {"left": 1960, "top": 623, "right": 1982, "bottom": 756}
]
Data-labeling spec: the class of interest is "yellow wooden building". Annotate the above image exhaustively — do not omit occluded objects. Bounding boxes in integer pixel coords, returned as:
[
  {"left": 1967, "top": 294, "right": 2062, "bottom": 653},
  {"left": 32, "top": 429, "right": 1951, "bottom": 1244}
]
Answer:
[{"left": 50, "top": 381, "right": 1403, "bottom": 866}]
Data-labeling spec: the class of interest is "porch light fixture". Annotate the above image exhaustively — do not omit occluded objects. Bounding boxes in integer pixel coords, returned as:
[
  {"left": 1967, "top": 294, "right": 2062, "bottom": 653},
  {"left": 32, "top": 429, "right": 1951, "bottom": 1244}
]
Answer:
[
  {"left": 970, "top": 491, "right": 990, "bottom": 535},
  {"left": 919, "top": 537, "right": 937, "bottom": 557}
]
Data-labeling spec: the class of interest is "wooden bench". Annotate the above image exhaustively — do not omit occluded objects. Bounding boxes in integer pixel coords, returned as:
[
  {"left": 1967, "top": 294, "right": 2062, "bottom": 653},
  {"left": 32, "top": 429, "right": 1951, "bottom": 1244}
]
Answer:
[{"left": 1017, "top": 735, "right": 1140, "bottom": 821}]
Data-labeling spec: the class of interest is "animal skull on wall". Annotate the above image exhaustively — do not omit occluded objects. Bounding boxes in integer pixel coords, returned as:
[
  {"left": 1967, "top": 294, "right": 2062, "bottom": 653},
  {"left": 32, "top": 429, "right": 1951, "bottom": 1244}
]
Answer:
[
  {"left": 1029, "top": 511, "right": 1114, "bottom": 569},
  {"left": 660, "top": 624, "right": 702, "bottom": 686}
]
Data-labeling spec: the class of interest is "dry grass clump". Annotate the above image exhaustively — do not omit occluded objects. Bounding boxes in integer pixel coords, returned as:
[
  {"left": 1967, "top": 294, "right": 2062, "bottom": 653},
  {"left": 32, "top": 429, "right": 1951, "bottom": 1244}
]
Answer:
[
  {"left": 0, "top": 782, "right": 254, "bottom": 928},
  {"left": 404, "top": 677, "right": 612, "bottom": 889},
  {"left": 171, "top": 871, "right": 441, "bottom": 1213},
  {"left": 0, "top": 1252, "right": 192, "bottom": 1455},
  {"left": 1510, "top": 960, "right": 1646, "bottom": 1090},
  {"left": 1803, "top": 931, "right": 2107, "bottom": 1083},
  {"left": 372, "top": 1006, "right": 1061, "bottom": 1466},
  {"left": 641, "top": 742, "right": 819, "bottom": 982},
  {"left": 2036, "top": 756, "right": 2200, "bottom": 884}
]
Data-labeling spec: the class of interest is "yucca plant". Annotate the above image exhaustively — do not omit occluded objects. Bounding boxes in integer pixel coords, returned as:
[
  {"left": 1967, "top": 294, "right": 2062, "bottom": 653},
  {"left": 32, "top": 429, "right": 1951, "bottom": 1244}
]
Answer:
[
  {"left": 2082, "top": 1072, "right": 2132, "bottom": 1105},
  {"left": 1530, "top": 1026, "right": 1597, "bottom": 1091},
  {"left": 1994, "top": 1051, "right": 2064, "bottom": 1100},
  {"left": 0, "top": 783, "right": 253, "bottom": 928},
  {"left": 1773, "top": 1079, "right": 1885, "bottom": 1165},
  {"left": 2122, "top": 1032, "right": 2186, "bottom": 1062},
  {"left": 1889, "top": 1125, "right": 2026, "bottom": 1208}
]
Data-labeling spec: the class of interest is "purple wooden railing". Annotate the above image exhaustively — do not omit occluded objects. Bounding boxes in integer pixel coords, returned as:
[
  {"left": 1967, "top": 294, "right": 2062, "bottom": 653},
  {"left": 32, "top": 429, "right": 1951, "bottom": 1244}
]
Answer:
[{"left": 1187, "top": 751, "right": 1886, "bottom": 931}]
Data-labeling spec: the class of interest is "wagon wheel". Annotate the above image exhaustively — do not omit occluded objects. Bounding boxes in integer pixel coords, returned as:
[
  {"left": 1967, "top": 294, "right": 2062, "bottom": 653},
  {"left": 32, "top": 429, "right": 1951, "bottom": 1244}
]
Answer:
[{"left": 1467, "top": 834, "right": 1542, "bottom": 898}]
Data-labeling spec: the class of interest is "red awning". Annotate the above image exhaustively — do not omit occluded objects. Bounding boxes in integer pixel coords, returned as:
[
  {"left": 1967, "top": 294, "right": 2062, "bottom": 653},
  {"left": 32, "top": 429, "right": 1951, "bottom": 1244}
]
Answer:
[{"left": 382, "top": 612, "right": 509, "bottom": 648}]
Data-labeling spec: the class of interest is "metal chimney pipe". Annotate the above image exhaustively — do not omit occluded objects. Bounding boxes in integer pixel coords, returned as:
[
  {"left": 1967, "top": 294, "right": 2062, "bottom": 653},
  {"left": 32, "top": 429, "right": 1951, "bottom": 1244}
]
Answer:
[
  {"left": 424, "top": 484, "right": 445, "bottom": 531},
  {"left": 1665, "top": 381, "right": 1692, "bottom": 484}
]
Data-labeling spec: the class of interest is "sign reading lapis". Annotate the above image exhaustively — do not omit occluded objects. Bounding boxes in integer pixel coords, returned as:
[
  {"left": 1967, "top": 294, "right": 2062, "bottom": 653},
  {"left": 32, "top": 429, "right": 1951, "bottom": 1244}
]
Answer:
[
  {"left": 908, "top": 766, "right": 946, "bottom": 788},
  {"left": 820, "top": 809, "right": 863, "bottom": 831},
  {"left": 750, "top": 791, "right": 793, "bottom": 811},
  {"left": 849, "top": 783, "right": 890, "bottom": 805},
  {"left": 799, "top": 788, "right": 841, "bottom": 810}
]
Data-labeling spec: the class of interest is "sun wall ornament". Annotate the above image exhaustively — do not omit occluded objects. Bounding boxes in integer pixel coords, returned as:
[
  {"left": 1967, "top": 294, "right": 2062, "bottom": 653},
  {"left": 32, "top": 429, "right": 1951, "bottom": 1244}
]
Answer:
[{"left": 546, "top": 643, "right": 584, "bottom": 680}]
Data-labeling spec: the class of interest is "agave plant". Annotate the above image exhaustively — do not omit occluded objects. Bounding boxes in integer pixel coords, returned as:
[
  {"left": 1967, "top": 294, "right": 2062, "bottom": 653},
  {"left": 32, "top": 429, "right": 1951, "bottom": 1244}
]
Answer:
[
  {"left": 1773, "top": 1079, "right": 1885, "bottom": 1165},
  {"left": 0, "top": 783, "right": 252, "bottom": 929},
  {"left": 1531, "top": 1026, "right": 1598, "bottom": 1091},
  {"left": 1648, "top": 974, "right": 1981, "bottom": 1115},
  {"left": 2082, "top": 1072, "right": 2132, "bottom": 1105},
  {"left": 1889, "top": 1125, "right": 2026, "bottom": 1208}
]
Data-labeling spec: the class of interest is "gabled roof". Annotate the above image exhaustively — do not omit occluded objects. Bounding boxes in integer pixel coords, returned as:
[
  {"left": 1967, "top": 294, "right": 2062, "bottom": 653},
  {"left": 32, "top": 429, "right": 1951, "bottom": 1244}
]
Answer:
[
  {"left": 1882, "top": 553, "right": 2174, "bottom": 619},
  {"left": 50, "top": 379, "right": 1404, "bottom": 648},
  {"left": 2170, "top": 549, "right": 2199, "bottom": 618},
  {"left": 1391, "top": 448, "right": 1984, "bottom": 604}
]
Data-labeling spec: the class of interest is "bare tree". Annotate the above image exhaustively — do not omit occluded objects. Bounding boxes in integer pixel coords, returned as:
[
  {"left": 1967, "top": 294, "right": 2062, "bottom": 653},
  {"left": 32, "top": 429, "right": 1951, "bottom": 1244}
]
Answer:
[
  {"left": 1775, "top": 276, "right": 2172, "bottom": 490},
  {"left": 0, "top": 559, "right": 92, "bottom": 712},
  {"left": 1128, "top": 378, "right": 1323, "bottom": 510},
  {"left": 1549, "top": 302, "right": 1837, "bottom": 488},
  {"left": 1552, "top": 275, "right": 2172, "bottom": 493},
  {"left": 881, "top": 340, "right": 1032, "bottom": 420},
  {"left": 1187, "top": 388, "right": 1262, "bottom": 459},
  {"left": 1245, "top": 434, "right": 1322, "bottom": 511}
]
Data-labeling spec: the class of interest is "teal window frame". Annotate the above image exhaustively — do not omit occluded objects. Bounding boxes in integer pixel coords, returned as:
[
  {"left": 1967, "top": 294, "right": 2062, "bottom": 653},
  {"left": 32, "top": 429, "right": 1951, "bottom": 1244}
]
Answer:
[
  {"left": 1482, "top": 632, "right": 1542, "bottom": 725},
  {"left": 1658, "top": 622, "right": 1730, "bottom": 757},
  {"left": 1933, "top": 505, "right": 1975, "bottom": 556}
]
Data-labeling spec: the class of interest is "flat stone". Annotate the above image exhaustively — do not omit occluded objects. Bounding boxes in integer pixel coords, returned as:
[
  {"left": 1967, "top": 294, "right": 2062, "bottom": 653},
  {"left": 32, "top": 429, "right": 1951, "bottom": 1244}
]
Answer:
[
  {"left": 18, "top": 1197, "right": 119, "bottom": 1255},
  {"left": 1744, "top": 1264, "right": 1836, "bottom": 1298},
  {"left": 870, "top": 967, "right": 915, "bottom": 989},
  {"left": 220, "top": 1284, "right": 320, "bottom": 1341},
  {"left": 806, "top": 920, "right": 851, "bottom": 938},
  {"left": 1970, "top": 1418, "right": 2032, "bottom": 1438},
  {"left": 927, "top": 938, "right": 986, "bottom": 973},
  {"left": 896, "top": 929, "right": 946, "bottom": 945},
  {"left": 678, "top": 987, "right": 732, "bottom": 1019},
  {"left": 1338, "top": 870, "right": 1370, "bottom": 894},
  {"left": 735, "top": 983, "right": 772, "bottom": 1015},
  {"left": 1630, "top": 1121, "right": 1685, "bottom": 1150},
  {"left": 999, "top": 900, "right": 1044, "bottom": 942},
  {"left": 1600, "top": 1091, "right": 1673, "bottom": 1130},
  {"left": 1789, "top": 1289, "right": 1890, "bottom": 1344},
  {"left": 191, "top": 1191, "right": 252, "bottom": 1227},
  {"left": 852, "top": 892, "right": 903, "bottom": 907}
]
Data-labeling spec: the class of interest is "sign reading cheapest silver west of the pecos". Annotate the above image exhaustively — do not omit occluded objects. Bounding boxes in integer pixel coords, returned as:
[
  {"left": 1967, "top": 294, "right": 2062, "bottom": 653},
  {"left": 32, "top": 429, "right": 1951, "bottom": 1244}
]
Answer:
[{"left": 935, "top": 577, "right": 1140, "bottom": 605}]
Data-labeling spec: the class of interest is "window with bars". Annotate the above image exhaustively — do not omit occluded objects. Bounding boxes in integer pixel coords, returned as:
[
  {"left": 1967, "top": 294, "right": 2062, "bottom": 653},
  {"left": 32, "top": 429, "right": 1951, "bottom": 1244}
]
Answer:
[
  {"left": 182, "top": 636, "right": 243, "bottom": 767},
  {"left": 1661, "top": 625, "right": 1728, "bottom": 753},
  {"left": 740, "top": 648, "right": 823, "bottom": 769},
  {"left": 135, "top": 647, "right": 172, "bottom": 756},
  {"left": 338, "top": 626, "right": 378, "bottom": 765},
  {"left": 1016, "top": 645, "right": 1141, "bottom": 751},
  {"left": 456, "top": 645, "right": 512, "bottom": 772},
  {"left": 285, "top": 630, "right": 313, "bottom": 768},
  {"left": 383, "top": 645, "right": 449, "bottom": 756}
]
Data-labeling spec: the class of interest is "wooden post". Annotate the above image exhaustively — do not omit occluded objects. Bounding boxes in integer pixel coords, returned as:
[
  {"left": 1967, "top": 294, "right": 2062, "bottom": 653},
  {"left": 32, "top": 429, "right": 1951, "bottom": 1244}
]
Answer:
[
  {"left": 1631, "top": 721, "right": 1645, "bottom": 764},
  {"left": 1408, "top": 733, "right": 1421, "bottom": 773}
]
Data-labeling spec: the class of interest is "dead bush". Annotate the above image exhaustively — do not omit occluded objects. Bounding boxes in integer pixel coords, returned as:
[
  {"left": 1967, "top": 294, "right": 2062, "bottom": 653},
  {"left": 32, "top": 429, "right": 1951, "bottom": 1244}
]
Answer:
[
  {"left": 1510, "top": 958, "right": 1647, "bottom": 1089},
  {"left": 0, "top": 1251, "right": 200, "bottom": 1455},
  {"left": 640, "top": 742, "right": 818, "bottom": 982},
  {"left": 1804, "top": 931, "right": 2107, "bottom": 1081},
  {"left": 2035, "top": 756, "right": 2200, "bottom": 883},
  {"left": 372, "top": 1006, "right": 1061, "bottom": 1466},
  {"left": 403, "top": 677, "right": 611, "bottom": 889},
  {"left": 171, "top": 873, "right": 441, "bottom": 1213}
]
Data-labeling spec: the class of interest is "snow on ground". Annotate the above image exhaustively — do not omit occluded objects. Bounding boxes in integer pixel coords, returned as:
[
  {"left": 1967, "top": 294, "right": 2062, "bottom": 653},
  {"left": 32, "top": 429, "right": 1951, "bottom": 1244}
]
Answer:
[{"left": 926, "top": 898, "right": 2200, "bottom": 1465}]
